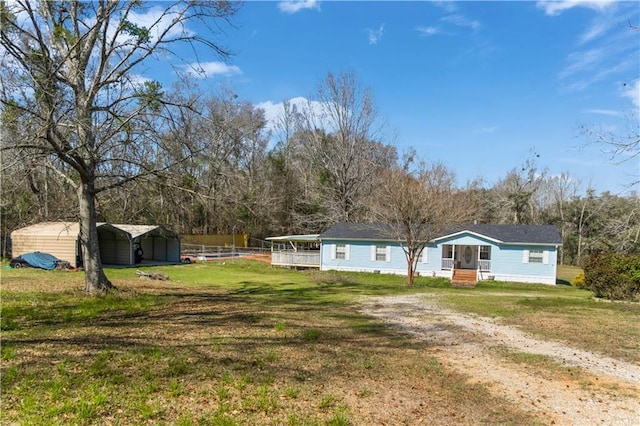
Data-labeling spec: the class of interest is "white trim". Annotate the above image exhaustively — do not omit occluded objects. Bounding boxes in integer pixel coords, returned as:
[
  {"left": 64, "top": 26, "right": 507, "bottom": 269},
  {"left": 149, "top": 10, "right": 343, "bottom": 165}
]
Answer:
[
  {"left": 432, "top": 230, "right": 503, "bottom": 244},
  {"left": 543, "top": 250, "right": 549, "bottom": 265},
  {"left": 331, "top": 244, "right": 336, "bottom": 260},
  {"left": 386, "top": 245, "right": 391, "bottom": 262},
  {"left": 421, "top": 247, "right": 428, "bottom": 263},
  {"left": 522, "top": 250, "right": 529, "bottom": 264},
  {"left": 345, "top": 244, "right": 351, "bottom": 261},
  {"left": 371, "top": 245, "right": 376, "bottom": 262}
]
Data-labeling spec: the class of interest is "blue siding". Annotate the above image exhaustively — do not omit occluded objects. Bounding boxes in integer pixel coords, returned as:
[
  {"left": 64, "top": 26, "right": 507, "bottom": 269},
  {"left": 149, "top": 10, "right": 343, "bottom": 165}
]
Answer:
[
  {"left": 322, "top": 240, "right": 408, "bottom": 273},
  {"left": 321, "top": 230, "right": 559, "bottom": 284},
  {"left": 489, "top": 244, "right": 557, "bottom": 279}
]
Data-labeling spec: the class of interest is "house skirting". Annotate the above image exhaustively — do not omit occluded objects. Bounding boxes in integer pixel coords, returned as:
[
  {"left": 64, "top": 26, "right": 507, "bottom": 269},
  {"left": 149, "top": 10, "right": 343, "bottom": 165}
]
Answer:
[{"left": 321, "top": 265, "right": 556, "bottom": 285}]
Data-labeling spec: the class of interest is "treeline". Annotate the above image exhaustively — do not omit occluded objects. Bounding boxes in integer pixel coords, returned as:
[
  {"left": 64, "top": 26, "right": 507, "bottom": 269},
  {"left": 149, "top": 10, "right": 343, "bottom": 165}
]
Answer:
[{"left": 2, "top": 73, "right": 638, "bottom": 266}]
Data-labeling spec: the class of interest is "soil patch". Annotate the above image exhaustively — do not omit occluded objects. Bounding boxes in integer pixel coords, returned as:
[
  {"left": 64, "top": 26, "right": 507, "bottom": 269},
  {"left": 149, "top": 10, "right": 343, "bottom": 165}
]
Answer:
[{"left": 360, "top": 294, "right": 640, "bottom": 426}]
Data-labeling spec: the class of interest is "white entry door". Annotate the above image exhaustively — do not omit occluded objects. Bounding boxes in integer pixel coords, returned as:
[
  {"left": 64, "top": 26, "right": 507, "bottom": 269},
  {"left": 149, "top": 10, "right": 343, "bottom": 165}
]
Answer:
[{"left": 461, "top": 245, "right": 476, "bottom": 269}]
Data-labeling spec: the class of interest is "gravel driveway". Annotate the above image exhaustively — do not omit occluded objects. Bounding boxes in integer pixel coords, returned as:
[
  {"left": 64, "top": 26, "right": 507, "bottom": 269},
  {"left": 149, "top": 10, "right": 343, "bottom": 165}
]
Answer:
[{"left": 359, "top": 294, "right": 640, "bottom": 426}]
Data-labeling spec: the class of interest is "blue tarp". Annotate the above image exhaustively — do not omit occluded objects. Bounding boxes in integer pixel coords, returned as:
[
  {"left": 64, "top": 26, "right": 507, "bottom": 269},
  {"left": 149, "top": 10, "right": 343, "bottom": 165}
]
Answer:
[{"left": 21, "top": 252, "right": 60, "bottom": 270}]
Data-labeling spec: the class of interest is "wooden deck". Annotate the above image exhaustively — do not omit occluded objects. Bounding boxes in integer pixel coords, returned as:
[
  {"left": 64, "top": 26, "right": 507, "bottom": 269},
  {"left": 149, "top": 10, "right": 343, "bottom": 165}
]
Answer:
[{"left": 271, "top": 250, "right": 320, "bottom": 268}]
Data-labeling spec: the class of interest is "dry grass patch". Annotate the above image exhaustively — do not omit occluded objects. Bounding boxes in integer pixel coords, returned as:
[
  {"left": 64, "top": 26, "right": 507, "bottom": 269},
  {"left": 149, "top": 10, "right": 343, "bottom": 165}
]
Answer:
[
  {"left": 438, "top": 284, "right": 640, "bottom": 365},
  {"left": 1, "top": 262, "right": 543, "bottom": 425}
]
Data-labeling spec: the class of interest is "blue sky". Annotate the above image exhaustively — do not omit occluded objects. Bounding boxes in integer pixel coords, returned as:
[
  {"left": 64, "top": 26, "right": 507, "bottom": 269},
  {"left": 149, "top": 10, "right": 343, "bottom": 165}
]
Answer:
[{"left": 146, "top": 1, "right": 640, "bottom": 195}]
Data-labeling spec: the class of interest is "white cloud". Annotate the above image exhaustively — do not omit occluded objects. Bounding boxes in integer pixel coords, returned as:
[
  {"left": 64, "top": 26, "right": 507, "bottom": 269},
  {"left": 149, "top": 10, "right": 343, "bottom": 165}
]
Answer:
[
  {"left": 129, "top": 74, "right": 153, "bottom": 85},
  {"left": 367, "top": 24, "right": 385, "bottom": 45},
  {"left": 255, "top": 99, "right": 293, "bottom": 130},
  {"left": 278, "top": 0, "right": 320, "bottom": 14},
  {"left": 473, "top": 126, "right": 498, "bottom": 134},
  {"left": 128, "top": 6, "right": 195, "bottom": 40},
  {"left": 430, "top": 0, "right": 458, "bottom": 14},
  {"left": 579, "top": 17, "right": 611, "bottom": 45},
  {"left": 440, "top": 14, "right": 481, "bottom": 31},
  {"left": 620, "top": 79, "right": 640, "bottom": 109},
  {"left": 536, "top": 0, "right": 617, "bottom": 17},
  {"left": 256, "top": 96, "right": 335, "bottom": 134},
  {"left": 582, "top": 108, "right": 622, "bottom": 116},
  {"left": 556, "top": 3, "right": 639, "bottom": 94},
  {"left": 558, "top": 48, "right": 605, "bottom": 80},
  {"left": 183, "top": 61, "right": 242, "bottom": 78},
  {"left": 416, "top": 25, "right": 441, "bottom": 36}
]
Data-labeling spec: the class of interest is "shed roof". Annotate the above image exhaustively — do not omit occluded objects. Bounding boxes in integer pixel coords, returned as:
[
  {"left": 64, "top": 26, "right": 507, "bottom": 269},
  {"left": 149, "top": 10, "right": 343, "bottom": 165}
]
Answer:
[
  {"left": 12, "top": 222, "right": 177, "bottom": 240},
  {"left": 110, "top": 224, "right": 177, "bottom": 239},
  {"left": 318, "top": 222, "right": 562, "bottom": 245},
  {"left": 11, "top": 222, "right": 80, "bottom": 237}
]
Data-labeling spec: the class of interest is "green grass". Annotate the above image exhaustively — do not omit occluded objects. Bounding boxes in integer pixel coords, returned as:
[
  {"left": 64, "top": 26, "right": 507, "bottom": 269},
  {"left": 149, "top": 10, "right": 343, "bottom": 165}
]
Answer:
[
  {"left": 0, "top": 289, "right": 166, "bottom": 331},
  {"left": 1, "top": 259, "right": 636, "bottom": 425}
]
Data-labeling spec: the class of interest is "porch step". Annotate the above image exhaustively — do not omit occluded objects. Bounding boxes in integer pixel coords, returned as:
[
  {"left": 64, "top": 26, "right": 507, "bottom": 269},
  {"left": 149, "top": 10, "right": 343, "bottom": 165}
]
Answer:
[{"left": 451, "top": 269, "right": 477, "bottom": 288}]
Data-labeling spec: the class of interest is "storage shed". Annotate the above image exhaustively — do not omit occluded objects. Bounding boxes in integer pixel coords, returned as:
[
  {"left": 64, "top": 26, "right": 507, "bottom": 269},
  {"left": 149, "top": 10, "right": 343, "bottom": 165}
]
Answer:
[
  {"left": 11, "top": 222, "right": 181, "bottom": 268},
  {"left": 11, "top": 222, "right": 82, "bottom": 267}
]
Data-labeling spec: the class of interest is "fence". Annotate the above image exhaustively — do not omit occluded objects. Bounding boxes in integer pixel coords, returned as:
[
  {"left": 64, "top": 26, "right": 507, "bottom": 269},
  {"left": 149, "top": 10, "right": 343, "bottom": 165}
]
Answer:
[{"left": 271, "top": 251, "right": 321, "bottom": 268}]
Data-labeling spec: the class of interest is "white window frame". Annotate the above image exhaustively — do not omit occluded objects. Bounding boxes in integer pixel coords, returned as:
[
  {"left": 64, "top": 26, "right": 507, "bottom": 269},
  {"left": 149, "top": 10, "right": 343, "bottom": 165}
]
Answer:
[
  {"left": 371, "top": 244, "right": 390, "bottom": 262},
  {"left": 443, "top": 244, "right": 453, "bottom": 259},
  {"left": 335, "top": 244, "right": 347, "bottom": 260},
  {"left": 479, "top": 245, "right": 491, "bottom": 260},
  {"left": 523, "top": 249, "right": 546, "bottom": 264}
]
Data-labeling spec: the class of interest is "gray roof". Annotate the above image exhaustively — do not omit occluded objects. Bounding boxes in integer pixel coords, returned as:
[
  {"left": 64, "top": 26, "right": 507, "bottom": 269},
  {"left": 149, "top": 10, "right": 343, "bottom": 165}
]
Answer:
[
  {"left": 438, "top": 224, "right": 563, "bottom": 245},
  {"left": 319, "top": 222, "right": 562, "bottom": 245},
  {"left": 319, "top": 222, "right": 400, "bottom": 241}
]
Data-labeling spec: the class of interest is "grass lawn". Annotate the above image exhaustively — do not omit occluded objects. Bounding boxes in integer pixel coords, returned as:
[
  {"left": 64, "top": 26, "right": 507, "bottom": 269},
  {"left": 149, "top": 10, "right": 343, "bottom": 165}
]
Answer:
[{"left": 1, "top": 260, "right": 638, "bottom": 425}]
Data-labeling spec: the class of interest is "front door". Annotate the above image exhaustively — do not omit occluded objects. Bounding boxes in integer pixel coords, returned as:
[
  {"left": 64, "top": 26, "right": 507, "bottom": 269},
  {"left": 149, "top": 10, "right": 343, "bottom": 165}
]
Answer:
[{"left": 461, "top": 245, "right": 476, "bottom": 269}]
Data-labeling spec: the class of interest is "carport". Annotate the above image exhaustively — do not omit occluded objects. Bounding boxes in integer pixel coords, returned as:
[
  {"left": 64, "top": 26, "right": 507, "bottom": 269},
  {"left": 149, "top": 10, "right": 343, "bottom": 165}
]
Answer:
[
  {"left": 109, "top": 224, "right": 181, "bottom": 265},
  {"left": 11, "top": 222, "right": 180, "bottom": 268}
]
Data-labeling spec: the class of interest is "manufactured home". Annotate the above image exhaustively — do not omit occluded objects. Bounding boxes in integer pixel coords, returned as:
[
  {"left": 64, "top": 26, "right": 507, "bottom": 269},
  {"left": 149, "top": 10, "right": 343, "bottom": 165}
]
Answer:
[{"left": 269, "top": 223, "right": 562, "bottom": 285}]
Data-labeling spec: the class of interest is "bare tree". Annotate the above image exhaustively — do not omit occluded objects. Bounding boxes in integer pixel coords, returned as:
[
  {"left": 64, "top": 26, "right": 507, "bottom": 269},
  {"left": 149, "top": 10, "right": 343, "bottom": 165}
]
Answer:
[
  {"left": 580, "top": 113, "right": 640, "bottom": 188},
  {"left": 490, "top": 154, "right": 546, "bottom": 224},
  {"left": 537, "top": 173, "right": 582, "bottom": 264},
  {"left": 298, "top": 72, "right": 393, "bottom": 223},
  {"left": 0, "top": 0, "right": 239, "bottom": 293},
  {"left": 375, "top": 155, "right": 474, "bottom": 286}
]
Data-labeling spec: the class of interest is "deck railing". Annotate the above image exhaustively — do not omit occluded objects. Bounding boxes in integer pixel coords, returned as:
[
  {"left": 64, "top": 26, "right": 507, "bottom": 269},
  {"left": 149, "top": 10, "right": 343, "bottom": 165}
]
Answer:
[
  {"left": 271, "top": 250, "right": 320, "bottom": 268},
  {"left": 441, "top": 258, "right": 454, "bottom": 270},
  {"left": 478, "top": 260, "right": 491, "bottom": 271},
  {"left": 441, "top": 258, "right": 491, "bottom": 271}
]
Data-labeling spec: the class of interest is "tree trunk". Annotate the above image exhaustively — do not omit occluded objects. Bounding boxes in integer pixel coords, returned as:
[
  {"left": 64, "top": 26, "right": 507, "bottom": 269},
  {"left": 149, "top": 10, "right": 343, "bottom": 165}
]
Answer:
[
  {"left": 78, "top": 182, "right": 113, "bottom": 294},
  {"left": 406, "top": 252, "right": 415, "bottom": 286}
]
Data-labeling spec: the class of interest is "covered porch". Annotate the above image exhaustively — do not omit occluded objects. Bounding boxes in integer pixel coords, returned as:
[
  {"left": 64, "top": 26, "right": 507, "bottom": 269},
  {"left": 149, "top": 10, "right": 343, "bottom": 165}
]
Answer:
[
  {"left": 266, "top": 234, "right": 321, "bottom": 269},
  {"left": 441, "top": 244, "right": 492, "bottom": 284}
]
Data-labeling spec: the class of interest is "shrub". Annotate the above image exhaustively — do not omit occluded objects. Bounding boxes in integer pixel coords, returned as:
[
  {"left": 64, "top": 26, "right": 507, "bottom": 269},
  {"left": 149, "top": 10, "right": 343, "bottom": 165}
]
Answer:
[
  {"left": 571, "top": 272, "right": 586, "bottom": 288},
  {"left": 583, "top": 252, "right": 640, "bottom": 301}
]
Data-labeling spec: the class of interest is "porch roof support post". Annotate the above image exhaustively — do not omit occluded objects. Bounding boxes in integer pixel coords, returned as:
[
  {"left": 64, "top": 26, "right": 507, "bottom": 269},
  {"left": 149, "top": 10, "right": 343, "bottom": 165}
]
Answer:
[{"left": 452, "top": 245, "right": 456, "bottom": 269}]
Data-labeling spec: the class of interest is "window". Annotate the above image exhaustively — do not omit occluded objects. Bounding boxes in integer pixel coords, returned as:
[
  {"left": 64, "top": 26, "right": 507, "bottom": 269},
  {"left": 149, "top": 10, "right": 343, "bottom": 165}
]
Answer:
[
  {"left": 375, "top": 245, "right": 387, "bottom": 261},
  {"left": 479, "top": 246, "right": 491, "bottom": 260},
  {"left": 443, "top": 245, "right": 453, "bottom": 259},
  {"left": 335, "top": 244, "right": 346, "bottom": 260},
  {"left": 528, "top": 249, "right": 543, "bottom": 264}
]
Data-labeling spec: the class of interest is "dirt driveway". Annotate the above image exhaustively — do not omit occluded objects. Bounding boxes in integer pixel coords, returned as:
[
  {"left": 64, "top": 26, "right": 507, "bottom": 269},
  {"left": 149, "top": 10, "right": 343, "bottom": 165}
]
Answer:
[{"left": 359, "top": 294, "right": 640, "bottom": 426}]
